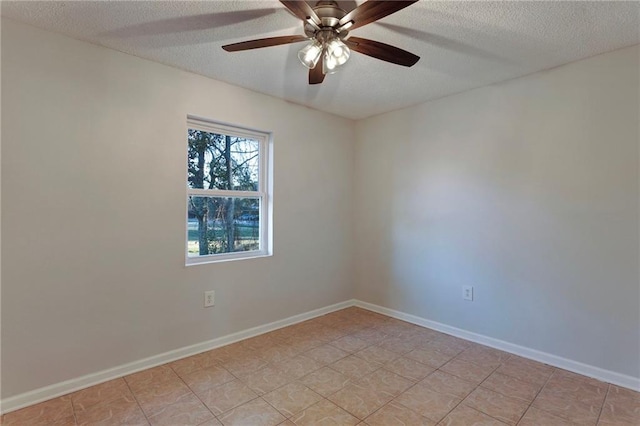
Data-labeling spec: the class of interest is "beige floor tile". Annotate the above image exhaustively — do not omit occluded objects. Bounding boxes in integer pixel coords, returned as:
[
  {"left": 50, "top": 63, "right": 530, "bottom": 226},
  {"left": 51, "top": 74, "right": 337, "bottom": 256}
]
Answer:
[
  {"left": 222, "top": 354, "right": 269, "bottom": 378},
  {"left": 376, "top": 336, "right": 420, "bottom": 354},
  {"left": 439, "top": 405, "right": 508, "bottom": 426},
  {"left": 147, "top": 393, "right": 214, "bottom": 426},
  {"left": 415, "top": 340, "right": 466, "bottom": 358},
  {"left": 239, "top": 365, "right": 292, "bottom": 395},
  {"left": 260, "top": 344, "right": 302, "bottom": 363},
  {"left": 441, "top": 358, "right": 495, "bottom": 385},
  {"left": 268, "top": 326, "right": 299, "bottom": 341},
  {"left": 4, "top": 414, "right": 77, "bottom": 426},
  {"left": 541, "top": 373, "right": 608, "bottom": 406},
  {"left": 8, "top": 308, "right": 640, "bottom": 426},
  {"left": 331, "top": 355, "right": 381, "bottom": 380},
  {"left": 272, "top": 354, "right": 323, "bottom": 379},
  {"left": 374, "top": 320, "right": 408, "bottom": 335},
  {"left": 495, "top": 356, "right": 554, "bottom": 387},
  {"left": 355, "top": 368, "right": 413, "bottom": 397},
  {"left": 518, "top": 407, "right": 579, "bottom": 426},
  {"left": 480, "top": 371, "right": 542, "bottom": 402},
  {"left": 263, "top": 383, "right": 323, "bottom": 418},
  {"left": 286, "top": 339, "right": 324, "bottom": 354},
  {"left": 197, "top": 379, "right": 258, "bottom": 416},
  {"left": 291, "top": 398, "right": 359, "bottom": 425},
  {"left": 2, "top": 396, "right": 74, "bottom": 426},
  {"left": 243, "top": 333, "right": 285, "bottom": 351},
  {"left": 218, "top": 398, "right": 285, "bottom": 426},
  {"left": 71, "top": 378, "right": 133, "bottom": 412},
  {"left": 313, "top": 326, "right": 350, "bottom": 342},
  {"left": 293, "top": 336, "right": 329, "bottom": 351},
  {"left": 420, "top": 370, "right": 476, "bottom": 399},
  {"left": 328, "top": 382, "right": 393, "bottom": 419},
  {"left": 304, "top": 344, "right": 349, "bottom": 365},
  {"left": 197, "top": 420, "right": 223, "bottom": 426},
  {"left": 405, "top": 347, "right": 454, "bottom": 368},
  {"left": 383, "top": 356, "right": 434, "bottom": 381},
  {"left": 134, "top": 379, "right": 193, "bottom": 417},
  {"left": 598, "top": 385, "right": 640, "bottom": 425},
  {"left": 354, "top": 345, "right": 400, "bottom": 365},
  {"left": 75, "top": 396, "right": 148, "bottom": 426},
  {"left": 51, "top": 415, "right": 79, "bottom": 425},
  {"left": 351, "top": 329, "right": 388, "bottom": 345},
  {"left": 169, "top": 352, "right": 214, "bottom": 377},
  {"left": 364, "top": 401, "right": 435, "bottom": 426},
  {"left": 298, "top": 366, "right": 351, "bottom": 397},
  {"left": 433, "top": 335, "right": 474, "bottom": 350},
  {"left": 455, "top": 346, "right": 510, "bottom": 369},
  {"left": 552, "top": 369, "right": 607, "bottom": 387},
  {"left": 406, "top": 327, "right": 443, "bottom": 342},
  {"left": 394, "top": 383, "right": 461, "bottom": 422},
  {"left": 334, "top": 322, "right": 371, "bottom": 336},
  {"left": 606, "top": 385, "right": 640, "bottom": 405},
  {"left": 125, "top": 365, "right": 180, "bottom": 394},
  {"left": 463, "top": 387, "right": 529, "bottom": 425},
  {"left": 205, "top": 345, "right": 244, "bottom": 365},
  {"left": 181, "top": 365, "right": 236, "bottom": 395},
  {"left": 532, "top": 389, "right": 601, "bottom": 425},
  {"left": 598, "top": 405, "right": 640, "bottom": 425},
  {"left": 329, "top": 335, "right": 370, "bottom": 352},
  {"left": 312, "top": 313, "right": 345, "bottom": 328}
]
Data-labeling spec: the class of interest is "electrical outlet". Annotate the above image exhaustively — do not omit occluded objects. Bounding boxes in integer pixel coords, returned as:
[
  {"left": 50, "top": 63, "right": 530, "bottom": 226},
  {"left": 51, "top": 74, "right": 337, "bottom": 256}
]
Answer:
[
  {"left": 462, "top": 285, "right": 473, "bottom": 301},
  {"left": 204, "top": 290, "right": 215, "bottom": 307}
]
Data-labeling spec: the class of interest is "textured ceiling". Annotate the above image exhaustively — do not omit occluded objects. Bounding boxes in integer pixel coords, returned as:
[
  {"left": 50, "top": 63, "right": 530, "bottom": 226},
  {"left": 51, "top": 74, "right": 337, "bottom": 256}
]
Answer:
[{"left": 2, "top": 1, "right": 639, "bottom": 120}]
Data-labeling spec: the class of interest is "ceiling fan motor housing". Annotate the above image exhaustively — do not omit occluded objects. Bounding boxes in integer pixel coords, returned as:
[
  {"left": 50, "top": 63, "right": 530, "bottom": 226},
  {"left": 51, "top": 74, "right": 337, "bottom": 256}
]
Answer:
[{"left": 304, "top": 0, "right": 349, "bottom": 39}]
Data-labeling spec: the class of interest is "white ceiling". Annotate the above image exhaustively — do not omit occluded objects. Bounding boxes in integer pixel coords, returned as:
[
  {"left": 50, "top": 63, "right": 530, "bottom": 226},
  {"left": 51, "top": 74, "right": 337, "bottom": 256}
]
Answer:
[{"left": 2, "top": 1, "right": 639, "bottom": 120}]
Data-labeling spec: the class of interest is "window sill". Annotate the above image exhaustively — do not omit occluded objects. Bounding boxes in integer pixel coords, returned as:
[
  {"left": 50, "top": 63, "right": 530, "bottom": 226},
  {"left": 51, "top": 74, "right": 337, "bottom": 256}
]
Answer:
[{"left": 185, "top": 251, "right": 272, "bottom": 266}]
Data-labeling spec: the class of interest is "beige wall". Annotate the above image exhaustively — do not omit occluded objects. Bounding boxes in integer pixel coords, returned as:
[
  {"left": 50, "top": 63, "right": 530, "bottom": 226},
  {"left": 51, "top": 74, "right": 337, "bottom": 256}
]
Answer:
[
  {"left": 0, "top": 19, "right": 355, "bottom": 397},
  {"left": 354, "top": 45, "right": 640, "bottom": 378}
]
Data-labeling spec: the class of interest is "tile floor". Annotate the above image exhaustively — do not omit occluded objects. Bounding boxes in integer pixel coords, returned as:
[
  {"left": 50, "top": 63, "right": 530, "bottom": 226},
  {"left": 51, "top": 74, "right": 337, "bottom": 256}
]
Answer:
[{"left": 2, "top": 307, "right": 639, "bottom": 425}]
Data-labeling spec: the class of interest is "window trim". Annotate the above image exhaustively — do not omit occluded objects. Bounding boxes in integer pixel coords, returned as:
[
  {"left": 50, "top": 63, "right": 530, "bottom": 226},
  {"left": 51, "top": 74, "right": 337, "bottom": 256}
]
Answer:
[{"left": 185, "top": 116, "right": 272, "bottom": 266}]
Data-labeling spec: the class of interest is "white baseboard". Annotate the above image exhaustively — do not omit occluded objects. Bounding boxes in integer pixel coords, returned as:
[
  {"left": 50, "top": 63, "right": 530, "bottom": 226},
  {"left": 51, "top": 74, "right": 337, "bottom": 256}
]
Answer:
[
  {"left": 3, "top": 298, "right": 638, "bottom": 414},
  {"left": 0, "top": 299, "right": 355, "bottom": 415},
  {"left": 354, "top": 300, "right": 640, "bottom": 392}
]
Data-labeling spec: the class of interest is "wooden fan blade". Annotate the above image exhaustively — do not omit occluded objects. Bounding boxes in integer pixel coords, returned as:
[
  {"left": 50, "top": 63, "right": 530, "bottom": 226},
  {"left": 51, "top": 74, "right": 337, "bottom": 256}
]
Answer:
[
  {"left": 339, "top": 1, "right": 418, "bottom": 31},
  {"left": 346, "top": 36, "right": 420, "bottom": 66},
  {"left": 309, "top": 55, "right": 325, "bottom": 84},
  {"left": 280, "top": 0, "right": 321, "bottom": 26},
  {"left": 222, "top": 35, "right": 308, "bottom": 52}
]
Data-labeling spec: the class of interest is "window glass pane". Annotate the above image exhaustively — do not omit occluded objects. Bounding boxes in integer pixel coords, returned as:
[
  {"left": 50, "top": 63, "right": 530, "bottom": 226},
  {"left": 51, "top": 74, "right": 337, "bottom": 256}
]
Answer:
[
  {"left": 188, "top": 196, "right": 260, "bottom": 257},
  {"left": 188, "top": 129, "right": 260, "bottom": 191}
]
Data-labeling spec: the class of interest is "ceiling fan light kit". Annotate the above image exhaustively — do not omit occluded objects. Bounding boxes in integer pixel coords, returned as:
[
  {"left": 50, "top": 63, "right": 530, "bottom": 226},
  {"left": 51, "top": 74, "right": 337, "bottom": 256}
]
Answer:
[
  {"left": 297, "top": 39, "right": 323, "bottom": 68},
  {"left": 222, "top": 0, "right": 421, "bottom": 85},
  {"left": 324, "top": 38, "right": 350, "bottom": 71}
]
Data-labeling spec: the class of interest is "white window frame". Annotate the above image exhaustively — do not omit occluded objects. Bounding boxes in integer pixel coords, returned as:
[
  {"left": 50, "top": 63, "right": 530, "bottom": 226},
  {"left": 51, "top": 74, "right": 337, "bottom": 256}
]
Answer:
[{"left": 186, "top": 116, "right": 273, "bottom": 265}]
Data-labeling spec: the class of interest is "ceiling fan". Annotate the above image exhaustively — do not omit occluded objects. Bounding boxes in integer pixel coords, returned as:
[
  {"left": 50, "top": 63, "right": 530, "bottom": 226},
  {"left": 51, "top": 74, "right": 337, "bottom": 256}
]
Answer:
[{"left": 222, "top": 0, "right": 420, "bottom": 85}]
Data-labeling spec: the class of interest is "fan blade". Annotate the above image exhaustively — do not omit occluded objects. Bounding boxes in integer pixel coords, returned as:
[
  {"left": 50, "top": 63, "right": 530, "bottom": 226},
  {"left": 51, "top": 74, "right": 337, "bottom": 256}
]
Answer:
[
  {"left": 377, "top": 23, "right": 508, "bottom": 63},
  {"left": 309, "top": 55, "right": 325, "bottom": 85},
  {"left": 280, "top": 0, "right": 321, "bottom": 26},
  {"left": 222, "top": 35, "right": 308, "bottom": 52},
  {"left": 346, "top": 36, "right": 420, "bottom": 66},
  {"left": 102, "top": 10, "right": 279, "bottom": 38},
  {"left": 339, "top": 1, "right": 418, "bottom": 31}
]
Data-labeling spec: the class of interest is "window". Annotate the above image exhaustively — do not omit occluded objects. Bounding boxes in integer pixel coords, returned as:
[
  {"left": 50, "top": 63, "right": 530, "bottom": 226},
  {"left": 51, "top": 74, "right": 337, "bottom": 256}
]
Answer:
[{"left": 186, "top": 117, "right": 272, "bottom": 264}]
